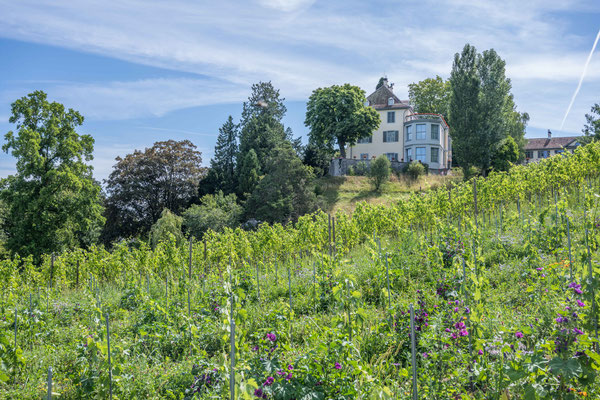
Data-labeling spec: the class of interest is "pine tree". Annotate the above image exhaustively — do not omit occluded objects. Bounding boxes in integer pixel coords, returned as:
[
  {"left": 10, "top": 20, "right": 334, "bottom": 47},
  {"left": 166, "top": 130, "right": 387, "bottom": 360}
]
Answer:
[
  {"left": 237, "top": 148, "right": 260, "bottom": 198},
  {"left": 210, "top": 116, "right": 238, "bottom": 194}
]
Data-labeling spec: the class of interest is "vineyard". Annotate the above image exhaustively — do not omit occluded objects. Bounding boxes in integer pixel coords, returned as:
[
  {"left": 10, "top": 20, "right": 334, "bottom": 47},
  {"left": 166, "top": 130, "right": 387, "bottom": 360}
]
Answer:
[{"left": 2, "top": 142, "right": 600, "bottom": 399}]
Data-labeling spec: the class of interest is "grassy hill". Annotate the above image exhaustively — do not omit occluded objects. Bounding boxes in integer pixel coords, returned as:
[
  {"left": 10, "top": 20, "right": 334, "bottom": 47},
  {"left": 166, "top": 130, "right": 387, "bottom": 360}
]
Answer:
[{"left": 317, "top": 173, "right": 461, "bottom": 213}]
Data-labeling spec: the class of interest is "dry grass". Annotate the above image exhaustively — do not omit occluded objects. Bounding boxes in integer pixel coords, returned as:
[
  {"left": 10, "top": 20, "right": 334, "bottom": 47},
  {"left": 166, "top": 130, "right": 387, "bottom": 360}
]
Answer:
[{"left": 317, "top": 173, "right": 460, "bottom": 214}]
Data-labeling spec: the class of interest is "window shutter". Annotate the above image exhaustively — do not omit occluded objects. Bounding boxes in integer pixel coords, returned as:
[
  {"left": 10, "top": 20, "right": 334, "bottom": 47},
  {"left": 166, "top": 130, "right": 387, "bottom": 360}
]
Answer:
[
  {"left": 383, "top": 131, "right": 387, "bottom": 142},
  {"left": 394, "top": 131, "right": 399, "bottom": 142}
]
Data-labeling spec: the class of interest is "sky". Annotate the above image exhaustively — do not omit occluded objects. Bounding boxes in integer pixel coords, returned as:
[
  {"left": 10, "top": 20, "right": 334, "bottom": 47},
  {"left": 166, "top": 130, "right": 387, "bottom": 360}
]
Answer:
[{"left": 0, "top": 0, "right": 599, "bottom": 181}]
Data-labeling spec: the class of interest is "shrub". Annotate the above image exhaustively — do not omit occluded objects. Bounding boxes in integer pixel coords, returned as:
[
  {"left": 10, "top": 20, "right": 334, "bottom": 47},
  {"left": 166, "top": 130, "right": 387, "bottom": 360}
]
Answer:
[
  {"left": 183, "top": 191, "right": 242, "bottom": 238},
  {"left": 406, "top": 161, "right": 426, "bottom": 181},
  {"left": 355, "top": 161, "right": 369, "bottom": 176},
  {"left": 369, "top": 155, "right": 391, "bottom": 191}
]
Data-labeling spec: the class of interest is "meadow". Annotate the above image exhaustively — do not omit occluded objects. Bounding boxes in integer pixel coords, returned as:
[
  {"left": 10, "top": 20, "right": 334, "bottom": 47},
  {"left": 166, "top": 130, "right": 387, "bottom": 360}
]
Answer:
[{"left": 1, "top": 142, "right": 600, "bottom": 399}]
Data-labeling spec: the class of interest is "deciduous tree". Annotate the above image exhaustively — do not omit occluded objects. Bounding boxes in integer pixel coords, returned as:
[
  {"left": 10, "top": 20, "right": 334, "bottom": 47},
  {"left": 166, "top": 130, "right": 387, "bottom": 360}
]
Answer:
[
  {"left": 581, "top": 103, "right": 600, "bottom": 144},
  {"left": 408, "top": 76, "right": 451, "bottom": 121},
  {"left": 1, "top": 91, "right": 104, "bottom": 264},
  {"left": 183, "top": 191, "right": 242, "bottom": 238},
  {"left": 102, "top": 140, "right": 204, "bottom": 244},
  {"left": 305, "top": 84, "right": 380, "bottom": 158}
]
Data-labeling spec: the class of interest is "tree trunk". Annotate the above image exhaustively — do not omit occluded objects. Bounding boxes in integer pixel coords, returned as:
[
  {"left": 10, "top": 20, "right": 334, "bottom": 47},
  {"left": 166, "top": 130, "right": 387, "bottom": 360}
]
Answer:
[{"left": 339, "top": 142, "right": 346, "bottom": 158}]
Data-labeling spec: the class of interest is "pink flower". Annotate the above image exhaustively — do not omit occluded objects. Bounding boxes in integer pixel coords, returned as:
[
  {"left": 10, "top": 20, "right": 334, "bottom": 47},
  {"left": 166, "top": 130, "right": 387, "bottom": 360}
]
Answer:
[
  {"left": 515, "top": 331, "right": 523, "bottom": 339},
  {"left": 334, "top": 362, "right": 342, "bottom": 369}
]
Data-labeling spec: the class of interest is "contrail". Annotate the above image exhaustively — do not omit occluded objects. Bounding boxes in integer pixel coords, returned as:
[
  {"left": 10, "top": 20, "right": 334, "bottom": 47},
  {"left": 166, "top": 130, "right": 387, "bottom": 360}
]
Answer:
[{"left": 560, "top": 28, "right": 600, "bottom": 130}]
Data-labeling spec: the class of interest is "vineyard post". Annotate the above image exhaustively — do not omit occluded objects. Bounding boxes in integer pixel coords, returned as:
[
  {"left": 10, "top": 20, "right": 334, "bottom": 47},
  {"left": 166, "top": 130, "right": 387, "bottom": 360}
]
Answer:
[
  {"left": 187, "top": 287, "right": 191, "bottom": 317},
  {"left": 333, "top": 216, "right": 336, "bottom": 257},
  {"left": 49, "top": 254, "right": 54, "bottom": 290},
  {"left": 13, "top": 306, "right": 17, "bottom": 383},
  {"left": 313, "top": 260, "right": 317, "bottom": 311},
  {"left": 203, "top": 238, "right": 207, "bottom": 277},
  {"left": 409, "top": 304, "right": 418, "bottom": 400},
  {"left": 256, "top": 260, "right": 260, "bottom": 303},
  {"left": 47, "top": 366, "right": 52, "bottom": 400},
  {"left": 473, "top": 179, "right": 478, "bottom": 230},
  {"left": 288, "top": 265, "right": 293, "bottom": 313},
  {"left": 46, "top": 282, "right": 50, "bottom": 315},
  {"left": 462, "top": 257, "right": 467, "bottom": 294},
  {"left": 188, "top": 237, "right": 193, "bottom": 279},
  {"left": 346, "top": 280, "right": 352, "bottom": 341},
  {"left": 567, "top": 216, "right": 573, "bottom": 281},
  {"left": 29, "top": 293, "right": 32, "bottom": 318},
  {"left": 146, "top": 274, "right": 150, "bottom": 294},
  {"left": 76, "top": 259, "right": 79, "bottom": 288},
  {"left": 105, "top": 313, "right": 113, "bottom": 400},
  {"left": 583, "top": 186, "right": 598, "bottom": 346},
  {"left": 328, "top": 214, "right": 332, "bottom": 257},
  {"left": 229, "top": 287, "right": 235, "bottom": 400},
  {"left": 165, "top": 275, "right": 168, "bottom": 312},
  {"left": 385, "top": 253, "right": 391, "bottom": 311}
]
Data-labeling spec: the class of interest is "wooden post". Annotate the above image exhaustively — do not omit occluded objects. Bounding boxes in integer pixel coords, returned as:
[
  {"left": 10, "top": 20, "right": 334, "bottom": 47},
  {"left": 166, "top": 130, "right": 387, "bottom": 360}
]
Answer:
[
  {"left": 105, "top": 314, "right": 113, "bottom": 400},
  {"left": 328, "top": 214, "right": 332, "bottom": 257},
  {"left": 76, "top": 259, "right": 79, "bottom": 288},
  {"left": 385, "top": 254, "right": 391, "bottom": 311},
  {"left": 409, "top": 304, "right": 418, "bottom": 400},
  {"left": 567, "top": 216, "right": 573, "bottom": 281},
  {"left": 473, "top": 179, "right": 478, "bottom": 230},
  {"left": 47, "top": 367, "right": 53, "bottom": 400},
  {"left": 188, "top": 237, "right": 193, "bottom": 279}
]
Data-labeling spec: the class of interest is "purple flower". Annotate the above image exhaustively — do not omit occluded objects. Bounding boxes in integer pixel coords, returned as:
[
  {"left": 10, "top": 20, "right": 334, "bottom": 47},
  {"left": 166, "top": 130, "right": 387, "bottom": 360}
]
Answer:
[
  {"left": 573, "top": 328, "right": 584, "bottom": 335},
  {"left": 536, "top": 267, "right": 543, "bottom": 271},
  {"left": 459, "top": 329, "right": 469, "bottom": 337},
  {"left": 287, "top": 364, "right": 293, "bottom": 370},
  {"left": 266, "top": 333, "right": 277, "bottom": 342},
  {"left": 478, "top": 349, "right": 483, "bottom": 355},
  {"left": 254, "top": 388, "right": 265, "bottom": 398},
  {"left": 263, "top": 376, "right": 274, "bottom": 386},
  {"left": 276, "top": 370, "right": 285, "bottom": 376},
  {"left": 453, "top": 307, "right": 459, "bottom": 313},
  {"left": 574, "top": 288, "right": 583, "bottom": 294},
  {"left": 515, "top": 331, "right": 523, "bottom": 339},
  {"left": 334, "top": 362, "right": 342, "bottom": 369},
  {"left": 577, "top": 300, "right": 585, "bottom": 307},
  {"left": 285, "top": 372, "right": 292, "bottom": 381}
]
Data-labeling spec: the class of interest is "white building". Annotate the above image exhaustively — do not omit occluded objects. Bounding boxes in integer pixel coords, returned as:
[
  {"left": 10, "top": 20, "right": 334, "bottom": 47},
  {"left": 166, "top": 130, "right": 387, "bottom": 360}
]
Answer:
[
  {"left": 524, "top": 130, "right": 579, "bottom": 163},
  {"left": 346, "top": 78, "right": 452, "bottom": 172}
]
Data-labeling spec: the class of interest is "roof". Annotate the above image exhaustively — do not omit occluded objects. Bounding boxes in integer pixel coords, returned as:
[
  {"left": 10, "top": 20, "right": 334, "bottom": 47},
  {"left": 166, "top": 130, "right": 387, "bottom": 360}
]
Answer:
[
  {"left": 525, "top": 136, "right": 579, "bottom": 150},
  {"left": 367, "top": 83, "right": 409, "bottom": 108}
]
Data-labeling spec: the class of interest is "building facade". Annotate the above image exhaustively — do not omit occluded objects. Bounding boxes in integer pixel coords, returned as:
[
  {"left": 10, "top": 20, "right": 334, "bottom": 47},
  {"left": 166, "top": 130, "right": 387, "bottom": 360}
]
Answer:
[
  {"left": 345, "top": 79, "right": 451, "bottom": 172},
  {"left": 524, "top": 131, "right": 579, "bottom": 163}
]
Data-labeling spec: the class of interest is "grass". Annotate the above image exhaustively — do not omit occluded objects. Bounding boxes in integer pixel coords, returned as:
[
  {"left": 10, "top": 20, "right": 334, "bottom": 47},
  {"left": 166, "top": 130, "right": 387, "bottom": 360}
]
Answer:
[{"left": 317, "top": 173, "right": 461, "bottom": 214}]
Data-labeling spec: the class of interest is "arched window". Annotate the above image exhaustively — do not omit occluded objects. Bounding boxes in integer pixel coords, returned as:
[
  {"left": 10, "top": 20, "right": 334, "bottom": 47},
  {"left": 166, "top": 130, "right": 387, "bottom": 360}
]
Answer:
[{"left": 388, "top": 97, "right": 394, "bottom": 106}]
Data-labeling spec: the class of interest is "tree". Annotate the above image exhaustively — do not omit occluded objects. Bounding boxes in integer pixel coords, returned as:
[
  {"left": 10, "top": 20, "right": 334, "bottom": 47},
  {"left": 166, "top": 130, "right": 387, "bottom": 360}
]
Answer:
[
  {"left": 376, "top": 77, "right": 386, "bottom": 90},
  {"left": 238, "top": 82, "right": 290, "bottom": 172},
  {"left": 449, "top": 44, "right": 527, "bottom": 176},
  {"left": 183, "top": 191, "right": 243, "bottom": 238},
  {"left": 150, "top": 208, "right": 183, "bottom": 249},
  {"left": 369, "top": 155, "right": 391, "bottom": 191},
  {"left": 581, "top": 103, "right": 600, "bottom": 144},
  {"left": 305, "top": 84, "right": 380, "bottom": 158},
  {"left": 303, "top": 140, "right": 333, "bottom": 177},
  {"left": 237, "top": 148, "right": 261, "bottom": 198},
  {"left": 202, "top": 116, "right": 239, "bottom": 195},
  {"left": 102, "top": 140, "right": 204, "bottom": 244},
  {"left": 0, "top": 91, "right": 104, "bottom": 264},
  {"left": 408, "top": 76, "right": 451, "bottom": 121},
  {"left": 491, "top": 136, "right": 519, "bottom": 172},
  {"left": 245, "top": 142, "right": 317, "bottom": 224}
]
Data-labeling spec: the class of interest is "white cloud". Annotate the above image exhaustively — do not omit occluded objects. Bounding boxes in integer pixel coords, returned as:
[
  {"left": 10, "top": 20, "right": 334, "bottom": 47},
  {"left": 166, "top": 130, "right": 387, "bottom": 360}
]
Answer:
[{"left": 0, "top": 0, "right": 599, "bottom": 132}]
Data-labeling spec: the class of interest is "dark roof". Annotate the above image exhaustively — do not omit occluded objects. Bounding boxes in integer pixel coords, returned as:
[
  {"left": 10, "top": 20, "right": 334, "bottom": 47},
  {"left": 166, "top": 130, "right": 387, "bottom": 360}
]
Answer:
[
  {"left": 372, "top": 103, "right": 410, "bottom": 110},
  {"left": 525, "top": 136, "right": 579, "bottom": 150},
  {"left": 367, "top": 84, "right": 403, "bottom": 106}
]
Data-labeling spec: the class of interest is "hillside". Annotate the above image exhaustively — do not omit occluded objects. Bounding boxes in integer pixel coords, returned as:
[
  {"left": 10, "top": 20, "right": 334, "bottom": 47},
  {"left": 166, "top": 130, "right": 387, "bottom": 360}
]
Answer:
[{"left": 318, "top": 173, "right": 461, "bottom": 214}]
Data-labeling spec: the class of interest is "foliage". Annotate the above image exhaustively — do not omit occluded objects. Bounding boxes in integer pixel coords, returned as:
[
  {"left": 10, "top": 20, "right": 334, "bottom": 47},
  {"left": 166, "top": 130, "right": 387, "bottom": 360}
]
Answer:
[
  {"left": 150, "top": 208, "right": 183, "bottom": 249},
  {"left": 305, "top": 84, "right": 380, "bottom": 158},
  {"left": 202, "top": 116, "right": 239, "bottom": 195},
  {"left": 449, "top": 44, "right": 527, "bottom": 176},
  {"left": 376, "top": 77, "right": 387, "bottom": 90},
  {"left": 0, "top": 91, "right": 104, "bottom": 264},
  {"left": 238, "top": 82, "right": 291, "bottom": 173},
  {"left": 408, "top": 75, "right": 451, "bottom": 121},
  {"left": 303, "top": 141, "right": 332, "bottom": 177},
  {"left": 102, "top": 140, "right": 204, "bottom": 245},
  {"left": 183, "top": 191, "right": 243, "bottom": 238},
  {"left": 581, "top": 103, "right": 600, "bottom": 144},
  {"left": 405, "top": 161, "right": 426, "bottom": 181},
  {"left": 237, "top": 149, "right": 261, "bottom": 198},
  {"left": 245, "top": 142, "right": 317, "bottom": 224},
  {"left": 369, "top": 155, "right": 391, "bottom": 191},
  {"left": 491, "top": 136, "right": 519, "bottom": 172}
]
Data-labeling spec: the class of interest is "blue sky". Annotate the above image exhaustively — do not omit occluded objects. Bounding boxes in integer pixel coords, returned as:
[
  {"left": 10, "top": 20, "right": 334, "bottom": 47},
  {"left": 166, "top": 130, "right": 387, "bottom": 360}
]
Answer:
[{"left": 0, "top": 0, "right": 599, "bottom": 181}]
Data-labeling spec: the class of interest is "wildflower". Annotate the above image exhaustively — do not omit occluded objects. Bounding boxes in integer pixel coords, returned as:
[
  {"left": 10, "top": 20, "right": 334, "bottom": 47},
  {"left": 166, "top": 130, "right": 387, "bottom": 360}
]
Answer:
[
  {"left": 478, "top": 349, "right": 483, "bottom": 355},
  {"left": 536, "top": 267, "right": 543, "bottom": 271},
  {"left": 335, "top": 362, "right": 342, "bottom": 369},
  {"left": 285, "top": 372, "right": 292, "bottom": 381},
  {"left": 459, "top": 329, "right": 468, "bottom": 337},
  {"left": 287, "top": 364, "right": 293, "bottom": 370},
  {"left": 515, "top": 331, "right": 523, "bottom": 339},
  {"left": 263, "top": 376, "right": 274, "bottom": 386},
  {"left": 577, "top": 300, "right": 585, "bottom": 307},
  {"left": 573, "top": 328, "right": 584, "bottom": 335},
  {"left": 254, "top": 388, "right": 265, "bottom": 398},
  {"left": 266, "top": 333, "right": 277, "bottom": 342},
  {"left": 453, "top": 307, "right": 459, "bottom": 313}
]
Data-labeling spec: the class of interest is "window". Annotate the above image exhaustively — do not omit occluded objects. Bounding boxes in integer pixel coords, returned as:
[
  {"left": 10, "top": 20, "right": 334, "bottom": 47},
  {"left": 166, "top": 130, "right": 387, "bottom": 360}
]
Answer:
[
  {"left": 386, "top": 153, "right": 399, "bottom": 162},
  {"left": 388, "top": 97, "right": 394, "bottom": 106},
  {"left": 431, "top": 147, "right": 439, "bottom": 163},
  {"left": 431, "top": 124, "right": 439, "bottom": 140},
  {"left": 387, "top": 111, "right": 395, "bottom": 123},
  {"left": 365, "top": 100, "right": 370, "bottom": 106},
  {"left": 405, "top": 148, "right": 412, "bottom": 161},
  {"left": 406, "top": 125, "right": 413, "bottom": 141},
  {"left": 525, "top": 151, "right": 533, "bottom": 159},
  {"left": 360, "top": 153, "right": 369, "bottom": 160},
  {"left": 555, "top": 149, "right": 564, "bottom": 154},
  {"left": 416, "top": 124, "right": 426, "bottom": 140},
  {"left": 383, "top": 130, "right": 399, "bottom": 142},
  {"left": 416, "top": 147, "right": 426, "bottom": 162},
  {"left": 357, "top": 136, "right": 372, "bottom": 144},
  {"left": 538, "top": 150, "right": 550, "bottom": 159}
]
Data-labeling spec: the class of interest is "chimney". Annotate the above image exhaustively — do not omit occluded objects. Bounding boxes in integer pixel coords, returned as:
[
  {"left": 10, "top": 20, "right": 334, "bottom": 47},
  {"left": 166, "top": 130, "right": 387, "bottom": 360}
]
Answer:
[{"left": 548, "top": 129, "right": 552, "bottom": 139}]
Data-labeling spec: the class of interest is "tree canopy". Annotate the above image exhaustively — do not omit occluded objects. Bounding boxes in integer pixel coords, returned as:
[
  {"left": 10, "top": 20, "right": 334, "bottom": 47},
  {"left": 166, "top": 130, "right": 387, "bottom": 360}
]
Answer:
[
  {"left": 102, "top": 140, "right": 204, "bottom": 244},
  {"left": 408, "top": 76, "right": 451, "bottom": 121},
  {"left": 183, "top": 191, "right": 243, "bottom": 238},
  {"left": 202, "top": 116, "right": 239, "bottom": 195},
  {"left": 0, "top": 91, "right": 104, "bottom": 264},
  {"left": 305, "top": 84, "right": 380, "bottom": 158},
  {"left": 581, "top": 103, "right": 600, "bottom": 144},
  {"left": 449, "top": 44, "right": 527, "bottom": 176}
]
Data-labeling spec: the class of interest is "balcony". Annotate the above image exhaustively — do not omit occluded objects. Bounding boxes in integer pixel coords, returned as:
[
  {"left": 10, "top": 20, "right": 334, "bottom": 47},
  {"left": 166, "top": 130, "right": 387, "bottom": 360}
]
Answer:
[{"left": 404, "top": 113, "right": 449, "bottom": 129}]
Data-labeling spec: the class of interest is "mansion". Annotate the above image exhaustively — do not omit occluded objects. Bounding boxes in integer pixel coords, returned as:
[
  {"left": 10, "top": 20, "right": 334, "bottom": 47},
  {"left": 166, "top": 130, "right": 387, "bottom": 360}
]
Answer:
[{"left": 345, "top": 78, "right": 452, "bottom": 172}]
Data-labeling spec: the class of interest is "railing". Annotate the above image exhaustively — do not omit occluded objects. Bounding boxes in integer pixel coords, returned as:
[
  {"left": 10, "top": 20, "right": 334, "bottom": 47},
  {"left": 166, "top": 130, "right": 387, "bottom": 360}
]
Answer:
[{"left": 404, "top": 113, "right": 449, "bottom": 129}]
